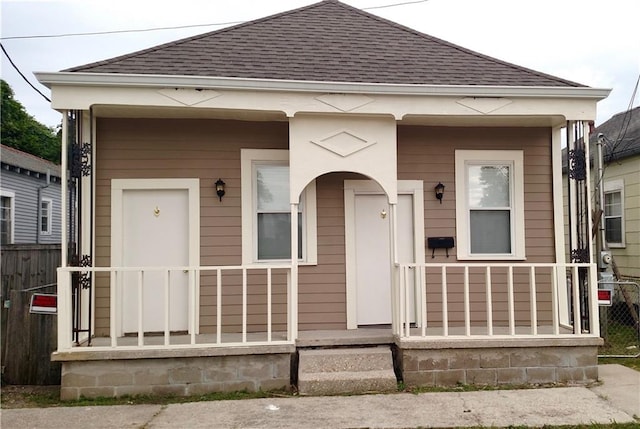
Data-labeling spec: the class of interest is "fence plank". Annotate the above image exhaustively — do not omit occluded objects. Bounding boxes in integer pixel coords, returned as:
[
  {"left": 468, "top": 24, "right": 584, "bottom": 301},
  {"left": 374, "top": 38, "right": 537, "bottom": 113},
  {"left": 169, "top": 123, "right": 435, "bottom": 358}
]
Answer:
[{"left": 1, "top": 244, "right": 61, "bottom": 385}]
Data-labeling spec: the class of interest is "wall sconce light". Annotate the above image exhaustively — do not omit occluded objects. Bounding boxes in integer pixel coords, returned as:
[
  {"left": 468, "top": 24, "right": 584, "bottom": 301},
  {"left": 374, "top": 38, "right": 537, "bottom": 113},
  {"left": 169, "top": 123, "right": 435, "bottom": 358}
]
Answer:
[
  {"left": 215, "top": 178, "right": 226, "bottom": 202},
  {"left": 434, "top": 182, "right": 445, "bottom": 204}
]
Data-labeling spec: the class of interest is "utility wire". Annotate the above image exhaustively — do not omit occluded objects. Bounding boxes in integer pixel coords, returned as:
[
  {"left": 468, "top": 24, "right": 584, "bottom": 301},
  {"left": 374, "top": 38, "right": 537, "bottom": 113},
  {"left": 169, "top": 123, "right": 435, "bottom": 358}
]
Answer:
[
  {"left": 0, "top": 0, "right": 430, "bottom": 41},
  {"left": 0, "top": 43, "right": 51, "bottom": 102}
]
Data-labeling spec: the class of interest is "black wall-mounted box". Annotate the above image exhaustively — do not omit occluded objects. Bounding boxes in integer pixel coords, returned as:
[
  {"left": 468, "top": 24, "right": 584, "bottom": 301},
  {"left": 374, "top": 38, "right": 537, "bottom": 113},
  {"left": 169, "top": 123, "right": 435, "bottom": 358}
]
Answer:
[{"left": 427, "top": 237, "right": 455, "bottom": 249}]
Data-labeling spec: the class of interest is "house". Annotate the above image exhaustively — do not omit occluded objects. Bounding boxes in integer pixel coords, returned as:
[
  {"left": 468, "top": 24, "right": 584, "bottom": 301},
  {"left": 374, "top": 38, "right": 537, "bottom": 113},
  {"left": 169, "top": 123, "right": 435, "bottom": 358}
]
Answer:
[
  {"left": 0, "top": 144, "right": 62, "bottom": 245},
  {"left": 36, "top": 0, "right": 610, "bottom": 400},
  {"left": 592, "top": 107, "right": 640, "bottom": 282}
]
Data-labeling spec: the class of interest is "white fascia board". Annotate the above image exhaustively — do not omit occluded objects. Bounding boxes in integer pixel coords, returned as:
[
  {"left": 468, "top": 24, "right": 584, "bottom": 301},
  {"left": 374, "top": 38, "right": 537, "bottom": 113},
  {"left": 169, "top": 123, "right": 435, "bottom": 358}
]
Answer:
[{"left": 35, "top": 71, "right": 611, "bottom": 100}]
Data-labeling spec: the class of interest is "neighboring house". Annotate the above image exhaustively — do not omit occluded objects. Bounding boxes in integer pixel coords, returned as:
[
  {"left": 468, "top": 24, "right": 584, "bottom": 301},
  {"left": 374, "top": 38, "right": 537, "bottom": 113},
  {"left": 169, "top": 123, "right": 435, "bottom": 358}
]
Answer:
[
  {"left": 36, "top": 1, "right": 610, "bottom": 400},
  {"left": 593, "top": 107, "right": 640, "bottom": 281},
  {"left": 0, "top": 144, "right": 62, "bottom": 245},
  {"left": 562, "top": 107, "right": 640, "bottom": 282}
]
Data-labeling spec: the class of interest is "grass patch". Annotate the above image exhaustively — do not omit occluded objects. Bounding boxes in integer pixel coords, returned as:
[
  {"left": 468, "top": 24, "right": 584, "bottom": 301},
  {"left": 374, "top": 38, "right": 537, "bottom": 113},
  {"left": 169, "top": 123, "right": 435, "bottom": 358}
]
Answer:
[
  {"left": 599, "top": 321, "right": 640, "bottom": 356},
  {"left": 598, "top": 356, "right": 640, "bottom": 371},
  {"left": 1, "top": 387, "right": 293, "bottom": 409}
]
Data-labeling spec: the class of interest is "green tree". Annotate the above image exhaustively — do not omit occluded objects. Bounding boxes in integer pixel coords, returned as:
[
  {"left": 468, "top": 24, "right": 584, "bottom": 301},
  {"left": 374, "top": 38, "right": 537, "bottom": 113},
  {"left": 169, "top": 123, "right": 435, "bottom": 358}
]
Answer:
[{"left": 1, "top": 79, "right": 61, "bottom": 163}]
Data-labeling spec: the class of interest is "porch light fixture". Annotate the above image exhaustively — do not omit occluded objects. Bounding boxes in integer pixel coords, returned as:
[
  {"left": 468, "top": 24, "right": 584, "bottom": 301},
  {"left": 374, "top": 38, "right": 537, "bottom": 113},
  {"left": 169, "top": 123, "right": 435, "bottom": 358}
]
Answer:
[
  {"left": 215, "top": 178, "right": 226, "bottom": 201},
  {"left": 434, "top": 182, "right": 445, "bottom": 204}
]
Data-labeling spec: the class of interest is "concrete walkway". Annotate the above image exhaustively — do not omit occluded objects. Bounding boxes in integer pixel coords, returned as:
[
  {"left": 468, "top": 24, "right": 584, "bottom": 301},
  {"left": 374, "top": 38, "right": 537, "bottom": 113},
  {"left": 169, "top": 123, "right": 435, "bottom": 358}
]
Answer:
[{"left": 1, "top": 364, "right": 638, "bottom": 428}]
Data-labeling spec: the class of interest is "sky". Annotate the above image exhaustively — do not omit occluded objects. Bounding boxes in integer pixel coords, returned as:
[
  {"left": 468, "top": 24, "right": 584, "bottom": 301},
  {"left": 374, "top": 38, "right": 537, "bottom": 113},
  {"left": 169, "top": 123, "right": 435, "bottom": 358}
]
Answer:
[{"left": 1, "top": 0, "right": 639, "bottom": 129}]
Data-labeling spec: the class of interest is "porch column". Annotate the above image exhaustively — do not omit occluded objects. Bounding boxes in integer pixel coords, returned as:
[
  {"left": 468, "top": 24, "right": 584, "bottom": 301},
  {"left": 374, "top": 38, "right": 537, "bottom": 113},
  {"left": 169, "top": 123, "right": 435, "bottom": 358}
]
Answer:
[
  {"left": 389, "top": 202, "right": 401, "bottom": 336},
  {"left": 290, "top": 202, "right": 299, "bottom": 341}
]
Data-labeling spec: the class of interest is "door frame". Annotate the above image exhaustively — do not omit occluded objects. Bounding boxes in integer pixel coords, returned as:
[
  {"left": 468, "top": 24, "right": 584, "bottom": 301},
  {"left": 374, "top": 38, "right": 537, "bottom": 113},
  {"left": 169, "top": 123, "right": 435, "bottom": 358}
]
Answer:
[
  {"left": 111, "top": 178, "right": 200, "bottom": 336},
  {"left": 344, "top": 180, "right": 424, "bottom": 329}
]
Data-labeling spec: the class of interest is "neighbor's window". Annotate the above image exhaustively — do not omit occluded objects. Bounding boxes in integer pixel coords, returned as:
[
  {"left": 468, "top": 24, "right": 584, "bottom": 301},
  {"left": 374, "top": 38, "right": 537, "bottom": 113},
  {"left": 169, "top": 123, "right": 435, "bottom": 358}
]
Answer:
[
  {"left": 1, "top": 193, "right": 13, "bottom": 245},
  {"left": 241, "top": 149, "right": 317, "bottom": 264},
  {"left": 455, "top": 150, "right": 525, "bottom": 260},
  {"left": 40, "top": 198, "right": 52, "bottom": 235},
  {"left": 604, "top": 180, "right": 624, "bottom": 247}
]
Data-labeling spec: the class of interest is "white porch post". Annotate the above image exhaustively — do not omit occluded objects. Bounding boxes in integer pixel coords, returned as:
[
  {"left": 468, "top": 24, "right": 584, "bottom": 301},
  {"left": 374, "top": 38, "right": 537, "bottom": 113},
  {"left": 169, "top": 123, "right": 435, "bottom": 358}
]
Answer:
[
  {"left": 60, "top": 110, "right": 68, "bottom": 267},
  {"left": 390, "top": 201, "right": 400, "bottom": 336},
  {"left": 290, "top": 202, "right": 299, "bottom": 341},
  {"left": 551, "top": 125, "right": 570, "bottom": 325}
]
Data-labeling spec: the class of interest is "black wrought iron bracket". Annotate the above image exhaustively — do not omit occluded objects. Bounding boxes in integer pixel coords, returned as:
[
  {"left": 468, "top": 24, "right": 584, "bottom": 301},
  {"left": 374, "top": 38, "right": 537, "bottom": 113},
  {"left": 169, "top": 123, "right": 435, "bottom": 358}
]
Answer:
[
  {"left": 568, "top": 148, "right": 586, "bottom": 181},
  {"left": 69, "top": 141, "right": 92, "bottom": 179}
]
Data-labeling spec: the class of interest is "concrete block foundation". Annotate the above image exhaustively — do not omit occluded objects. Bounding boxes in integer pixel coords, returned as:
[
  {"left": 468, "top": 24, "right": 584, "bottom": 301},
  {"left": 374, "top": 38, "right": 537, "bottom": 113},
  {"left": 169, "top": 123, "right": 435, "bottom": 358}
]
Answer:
[
  {"left": 398, "top": 337, "right": 602, "bottom": 388},
  {"left": 56, "top": 347, "right": 293, "bottom": 401}
]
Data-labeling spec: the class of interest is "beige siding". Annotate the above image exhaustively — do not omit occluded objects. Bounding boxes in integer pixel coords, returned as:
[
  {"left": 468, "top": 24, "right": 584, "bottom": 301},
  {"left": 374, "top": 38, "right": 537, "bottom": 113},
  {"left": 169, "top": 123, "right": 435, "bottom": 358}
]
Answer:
[
  {"left": 94, "top": 119, "right": 556, "bottom": 334},
  {"left": 398, "top": 126, "right": 555, "bottom": 324}
]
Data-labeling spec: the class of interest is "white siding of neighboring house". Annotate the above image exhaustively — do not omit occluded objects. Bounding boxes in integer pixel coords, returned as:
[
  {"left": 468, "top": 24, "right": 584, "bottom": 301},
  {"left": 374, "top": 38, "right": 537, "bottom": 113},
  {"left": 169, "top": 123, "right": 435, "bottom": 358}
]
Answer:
[
  {"left": 563, "top": 153, "right": 640, "bottom": 281},
  {"left": 0, "top": 169, "right": 62, "bottom": 244}
]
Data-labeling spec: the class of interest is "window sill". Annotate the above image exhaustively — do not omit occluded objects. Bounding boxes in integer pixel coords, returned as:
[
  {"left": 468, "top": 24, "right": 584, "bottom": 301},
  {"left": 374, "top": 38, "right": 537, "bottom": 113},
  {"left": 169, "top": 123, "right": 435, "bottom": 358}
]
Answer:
[{"left": 607, "top": 244, "right": 625, "bottom": 249}]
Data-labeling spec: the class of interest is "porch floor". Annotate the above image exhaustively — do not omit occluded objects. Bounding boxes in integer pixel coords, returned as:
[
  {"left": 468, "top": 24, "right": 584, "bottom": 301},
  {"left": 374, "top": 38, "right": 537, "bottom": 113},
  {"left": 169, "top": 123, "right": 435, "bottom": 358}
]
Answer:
[{"left": 85, "top": 324, "right": 575, "bottom": 348}]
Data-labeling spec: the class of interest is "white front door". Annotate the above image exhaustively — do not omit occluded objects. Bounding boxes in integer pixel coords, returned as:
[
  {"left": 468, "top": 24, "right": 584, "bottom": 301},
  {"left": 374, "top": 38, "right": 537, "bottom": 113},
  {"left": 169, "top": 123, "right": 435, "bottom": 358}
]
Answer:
[
  {"left": 111, "top": 179, "right": 199, "bottom": 335},
  {"left": 345, "top": 180, "right": 424, "bottom": 328}
]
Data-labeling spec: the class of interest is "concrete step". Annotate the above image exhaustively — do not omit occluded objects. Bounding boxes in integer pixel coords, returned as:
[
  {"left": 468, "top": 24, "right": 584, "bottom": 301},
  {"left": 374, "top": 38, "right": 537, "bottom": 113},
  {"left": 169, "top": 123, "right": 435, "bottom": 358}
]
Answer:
[{"left": 297, "top": 346, "right": 397, "bottom": 395}]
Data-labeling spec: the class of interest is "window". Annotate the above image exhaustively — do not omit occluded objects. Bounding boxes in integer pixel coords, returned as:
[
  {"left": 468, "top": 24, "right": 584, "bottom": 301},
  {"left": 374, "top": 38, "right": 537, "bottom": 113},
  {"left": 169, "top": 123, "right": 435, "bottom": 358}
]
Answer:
[
  {"left": 455, "top": 150, "right": 525, "bottom": 260},
  {"left": 241, "top": 149, "right": 317, "bottom": 264},
  {"left": 1, "top": 191, "right": 14, "bottom": 245},
  {"left": 604, "top": 180, "right": 624, "bottom": 247},
  {"left": 40, "top": 198, "right": 52, "bottom": 235}
]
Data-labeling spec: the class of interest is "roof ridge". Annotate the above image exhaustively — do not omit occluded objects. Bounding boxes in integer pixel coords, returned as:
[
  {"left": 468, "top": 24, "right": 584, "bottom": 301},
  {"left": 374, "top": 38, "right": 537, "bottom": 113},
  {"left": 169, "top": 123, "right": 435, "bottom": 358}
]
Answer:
[
  {"left": 64, "top": 1, "right": 328, "bottom": 72},
  {"left": 331, "top": 0, "right": 583, "bottom": 88}
]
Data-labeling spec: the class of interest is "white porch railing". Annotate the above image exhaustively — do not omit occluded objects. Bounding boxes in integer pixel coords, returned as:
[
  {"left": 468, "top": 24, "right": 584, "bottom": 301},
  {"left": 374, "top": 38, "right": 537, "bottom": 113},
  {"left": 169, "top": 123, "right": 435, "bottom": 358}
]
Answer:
[
  {"left": 395, "top": 262, "right": 599, "bottom": 339},
  {"left": 56, "top": 265, "right": 293, "bottom": 352}
]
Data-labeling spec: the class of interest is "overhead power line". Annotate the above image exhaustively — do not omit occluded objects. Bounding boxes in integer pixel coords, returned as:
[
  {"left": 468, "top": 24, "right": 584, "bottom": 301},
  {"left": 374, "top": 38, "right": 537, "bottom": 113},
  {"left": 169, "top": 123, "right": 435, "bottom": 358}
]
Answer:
[
  {"left": 0, "top": 43, "right": 51, "bottom": 102},
  {"left": 0, "top": 0, "right": 430, "bottom": 41}
]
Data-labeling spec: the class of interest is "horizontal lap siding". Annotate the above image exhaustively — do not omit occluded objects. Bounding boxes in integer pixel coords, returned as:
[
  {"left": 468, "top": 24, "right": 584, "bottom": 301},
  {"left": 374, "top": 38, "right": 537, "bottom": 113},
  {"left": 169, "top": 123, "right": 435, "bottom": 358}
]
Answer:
[
  {"left": 398, "top": 126, "right": 555, "bottom": 323},
  {"left": 94, "top": 118, "right": 288, "bottom": 335}
]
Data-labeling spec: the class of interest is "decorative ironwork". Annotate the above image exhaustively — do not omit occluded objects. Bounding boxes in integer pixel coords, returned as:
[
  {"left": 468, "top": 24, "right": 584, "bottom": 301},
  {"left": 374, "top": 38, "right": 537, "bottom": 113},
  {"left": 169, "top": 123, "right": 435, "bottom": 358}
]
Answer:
[
  {"left": 80, "top": 254, "right": 92, "bottom": 289},
  {"left": 570, "top": 248, "right": 589, "bottom": 263},
  {"left": 568, "top": 148, "right": 586, "bottom": 181},
  {"left": 69, "top": 142, "right": 92, "bottom": 178}
]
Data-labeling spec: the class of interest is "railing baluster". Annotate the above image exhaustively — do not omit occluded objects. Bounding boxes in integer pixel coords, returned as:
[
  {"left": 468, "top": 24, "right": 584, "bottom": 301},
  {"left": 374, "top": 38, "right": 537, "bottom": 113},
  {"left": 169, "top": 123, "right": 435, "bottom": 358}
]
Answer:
[
  {"left": 420, "top": 265, "right": 427, "bottom": 337},
  {"left": 551, "top": 265, "right": 559, "bottom": 335},
  {"left": 164, "top": 270, "right": 170, "bottom": 346},
  {"left": 508, "top": 266, "right": 515, "bottom": 335},
  {"left": 588, "top": 264, "right": 599, "bottom": 336},
  {"left": 399, "top": 266, "right": 406, "bottom": 337},
  {"left": 441, "top": 266, "right": 448, "bottom": 337},
  {"left": 267, "top": 268, "right": 272, "bottom": 343},
  {"left": 137, "top": 270, "right": 144, "bottom": 347},
  {"left": 242, "top": 268, "right": 247, "bottom": 343},
  {"left": 464, "top": 266, "right": 470, "bottom": 336},
  {"left": 216, "top": 269, "right": 222, "bottom": 344},
  {"left": 110, "top": 270, "right": 117, "bottom": 348},
  {"left": 190, "top": 269, "right": 197, "bottom": 345},
  {"left": 572, "top": 266, "right": 581, "bottom": 334},
  {"left": 405, "top": 266, "right": 411, "bottom": 338},
  {"left": 486, "top": 266, "right": 493, "bottom": 336},
  {"left": 529, "top": 266, "right": 537, "bottom": 335}
]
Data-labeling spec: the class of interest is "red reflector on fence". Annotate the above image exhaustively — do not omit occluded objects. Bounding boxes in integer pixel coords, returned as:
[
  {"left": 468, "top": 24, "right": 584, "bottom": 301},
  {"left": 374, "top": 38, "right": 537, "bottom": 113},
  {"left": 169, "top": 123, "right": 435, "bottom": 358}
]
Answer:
[
  {"left": 30, "top": 293, "right": 57, "bottom": 314},
  {"left": 598, "top": 289, "right": 612, "bottom": 306}
]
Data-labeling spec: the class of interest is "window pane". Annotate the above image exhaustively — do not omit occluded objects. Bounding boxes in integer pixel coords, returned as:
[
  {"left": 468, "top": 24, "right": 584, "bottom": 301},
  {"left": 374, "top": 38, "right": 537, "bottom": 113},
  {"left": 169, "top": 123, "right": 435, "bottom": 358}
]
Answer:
[
  {"left": 468, "top": 165, "right": 510, "bottom": 208},
  {"left": 470, "top": 210, "right": 511, "bottom": 254},
  {"left": 256, "top": 165, "right": 290, "bottom": 212},
  {"left": 604, "top": 192, "right": 622, "bottom": 216},
  {"left": 1, "top": 197, "right": 11, "bottom": 245},
  {"left": 257, "top": 213, "right": 303, "bottom": 259},
  {"left": 605, "top": 217, "right": 622, "bottom": 243}
]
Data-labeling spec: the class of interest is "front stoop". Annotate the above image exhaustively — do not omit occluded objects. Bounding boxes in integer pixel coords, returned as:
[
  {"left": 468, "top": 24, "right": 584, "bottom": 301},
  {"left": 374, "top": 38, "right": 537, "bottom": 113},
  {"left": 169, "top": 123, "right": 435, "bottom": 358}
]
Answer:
[{"left": 297, "top": 346, "right": 398, "bottom": 395}]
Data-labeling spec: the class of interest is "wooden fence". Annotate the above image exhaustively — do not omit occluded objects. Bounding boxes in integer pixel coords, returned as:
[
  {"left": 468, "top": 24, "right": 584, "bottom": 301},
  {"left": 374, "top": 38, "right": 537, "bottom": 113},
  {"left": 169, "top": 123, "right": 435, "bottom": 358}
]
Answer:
[{"left": 1, "top": 244, "right": 61, "bottom": 385}]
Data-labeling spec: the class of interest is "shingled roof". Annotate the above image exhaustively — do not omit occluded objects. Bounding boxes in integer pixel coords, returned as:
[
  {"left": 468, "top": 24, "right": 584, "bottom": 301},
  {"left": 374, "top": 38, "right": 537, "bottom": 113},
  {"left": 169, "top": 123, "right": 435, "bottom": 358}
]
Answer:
[
  {"left": 66, "top": 0, "right": 583, "bottom": 88},
  {"left": 592, "top": 106, "right": 640, "bottom": 163}
]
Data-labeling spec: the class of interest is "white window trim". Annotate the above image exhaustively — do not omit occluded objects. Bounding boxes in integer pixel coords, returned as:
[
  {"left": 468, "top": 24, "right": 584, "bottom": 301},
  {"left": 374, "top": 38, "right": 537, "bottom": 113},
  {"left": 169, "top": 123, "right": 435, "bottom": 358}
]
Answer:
[
  {"left": 455, "top": 150, "right": 526, "bottom": 260},
  {"left": 1, "top": 190, "right": 15, "bottom": 244},
  {"left": 603, "top": 179, "right": 625, "bottom": 248},
  {"left": 40, "top": 198, "right": 53, "bottom": 235},
  {"left": 241, "top": 149, "right": 317, "bottom": 265}
]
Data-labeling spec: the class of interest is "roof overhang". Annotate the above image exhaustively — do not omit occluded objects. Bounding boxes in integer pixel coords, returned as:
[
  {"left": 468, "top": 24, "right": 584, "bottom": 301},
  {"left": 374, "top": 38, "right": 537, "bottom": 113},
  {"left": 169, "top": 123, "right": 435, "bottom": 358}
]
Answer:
[{"left": 36, "top": 72, "right": 611, "bottom": 100}]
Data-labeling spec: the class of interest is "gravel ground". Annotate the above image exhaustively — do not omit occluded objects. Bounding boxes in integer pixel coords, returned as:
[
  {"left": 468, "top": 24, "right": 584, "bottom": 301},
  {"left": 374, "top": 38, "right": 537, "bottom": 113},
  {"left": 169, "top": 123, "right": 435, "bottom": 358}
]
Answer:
[{"left": 1, "top": 385, "right": 60, "bottom": 409}]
